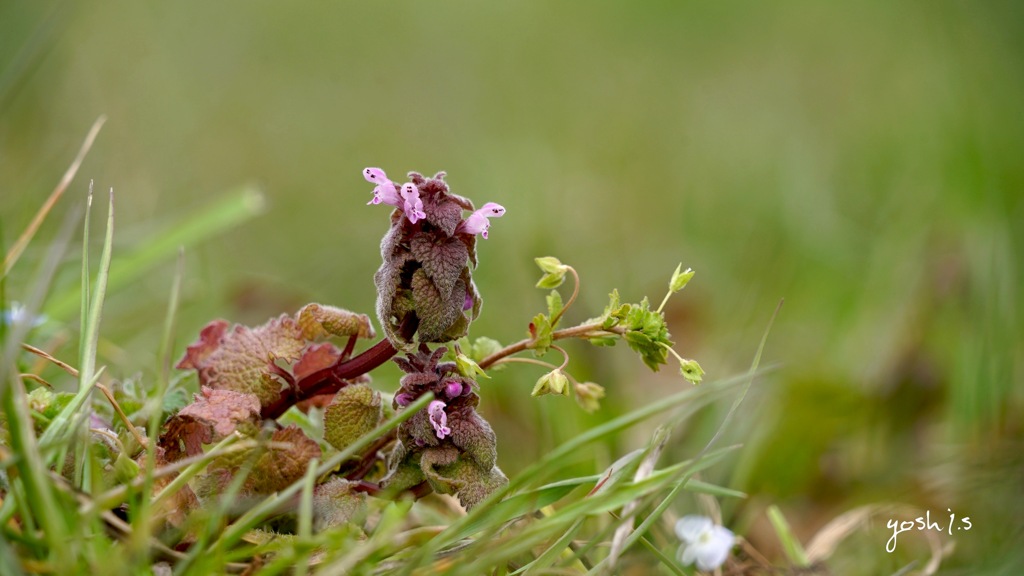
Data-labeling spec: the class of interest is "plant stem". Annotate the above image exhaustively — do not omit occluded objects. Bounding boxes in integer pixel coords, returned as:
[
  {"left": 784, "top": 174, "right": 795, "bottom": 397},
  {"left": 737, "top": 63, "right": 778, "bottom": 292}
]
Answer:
[
  {"left": 478, "top": 322, "right": 624, "bottom": 370},
  {"left": 550, "top": 266, "right": 580, "bottom": 327},
  {"left": 261, "top": 315, "right": 418, "bottom": 420}
]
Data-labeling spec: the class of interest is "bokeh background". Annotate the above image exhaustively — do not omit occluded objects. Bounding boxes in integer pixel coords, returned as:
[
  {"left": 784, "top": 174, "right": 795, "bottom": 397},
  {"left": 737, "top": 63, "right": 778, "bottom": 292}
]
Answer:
[{"left": 2, "top": 2, "right": 1022, "bottom": 572}]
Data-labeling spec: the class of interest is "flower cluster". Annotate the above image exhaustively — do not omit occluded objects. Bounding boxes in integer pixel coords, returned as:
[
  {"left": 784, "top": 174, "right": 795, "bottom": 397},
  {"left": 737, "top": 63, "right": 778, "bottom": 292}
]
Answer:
[
  {"left": 369, "top": 168, "right": 504, "bottom": 345},
  {"left": 382, "top": 345, "right": 507, "bottom": 509}
]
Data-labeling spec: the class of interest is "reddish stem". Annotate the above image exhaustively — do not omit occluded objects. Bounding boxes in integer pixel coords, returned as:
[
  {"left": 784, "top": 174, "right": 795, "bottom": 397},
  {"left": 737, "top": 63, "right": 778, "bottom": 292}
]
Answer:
[{"left": 261, "top": 315, "right": 418, "bottom": 420}]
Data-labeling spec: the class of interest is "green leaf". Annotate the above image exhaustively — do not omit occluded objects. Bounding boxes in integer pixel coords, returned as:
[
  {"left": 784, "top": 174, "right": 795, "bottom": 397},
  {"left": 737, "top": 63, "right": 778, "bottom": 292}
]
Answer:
[
  {"left": 546, "top": 290, "right": 563, "bottom": 323},
  {"left": 536, "top": 272, "right": 565, "bottom": 289},
  {"left": 455, "top": 352, "right": 490, "bottom": 379},
  {"left": 469, "top": 336, "right": 502, "bottom": 361},
  {"left": 534, "top": 256, "right": 567, "bottom": 275},
  {"left": 601, "top": 289, "right": 627, "bottom": 330},
  {"left": 113, "top": 451, "right": 141, "bottom": 484},
  {"left": 617, "top": 297, "right": 673, "bottom": 371},
  {"left": 526, "top": 313, "right": 553, "bottom": 356},
  {"left": 323, "top": 383, "right": 383, "bottom": 452}
]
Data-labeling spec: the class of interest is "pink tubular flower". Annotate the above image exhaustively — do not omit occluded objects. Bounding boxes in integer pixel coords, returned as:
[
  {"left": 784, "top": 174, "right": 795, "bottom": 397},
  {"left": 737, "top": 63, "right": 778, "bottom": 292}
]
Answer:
[
  {"left": 363, "top": 167, "right": 402, "bottom": 208},
  {"left": 400, "top": 183, "right": 427, "bottom": 224},
  {"left": 459, "top": 202, "right": 506, "bottom": 239},
  {"left": 427, "top": 400, "right": 452, "bottom": 439}
]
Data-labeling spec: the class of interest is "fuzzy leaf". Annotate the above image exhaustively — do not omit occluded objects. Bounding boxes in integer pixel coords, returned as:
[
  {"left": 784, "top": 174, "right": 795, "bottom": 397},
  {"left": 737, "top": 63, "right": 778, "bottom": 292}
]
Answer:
[
  {"left": 451, "top": 461, "right": 508, "bottom": 510},
  {"left": 177, "top": 388, "right": 262, "bottom": 439},
  {"left": 176, "top": 319, "right": 230, "bottom": 371},
  {"left": 420, "top": 445, "right": 461, "bottom": 495},
  {"left": 158, "top": 387, "right": 262, "bottom": 462},
  {"left": 323, "top": 383, "right": 383, "bottom": 452},
  {"left": 448, "top": 406, "right": 498, "bottom": 470},
  {"left": 423, "top": 195, "right": 465, "bottom": 237},
  {"left": 297, "top": 303, "right": 375, "bottom": 340},
  {"left": 313, "top": 478, "right": 368, "bottom": 532},
  {"left": 177, "top": 315, "right": 306, "bottom": 406},
  {"left": 381, "top": 440, "right": 425, "bottom": 493},
  {"left": 411, "top": 235, "right": 469, "bottom": 300},
  {"left": 158, "top": 388, "right": 261, "bottom": 461},
  {"left": 411, "top": 268, "right": 463, "bottom": 342},
  {"left": 420, "top": 446, "right": 507, "bottom": 510},
  {"left": 293, "top": 342, "right": 343, "bottom": 381},
  {"left": 247, "top": 426, "right": 322, "bottom": 494}
]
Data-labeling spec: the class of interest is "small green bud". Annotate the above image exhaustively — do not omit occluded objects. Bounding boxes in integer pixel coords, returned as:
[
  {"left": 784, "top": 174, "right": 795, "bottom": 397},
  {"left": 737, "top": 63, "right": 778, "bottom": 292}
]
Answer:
[
  {"left": 669, "top": 264, "right": 695, "bottom": 293},
  {"left": 574, "top": 382, "right": 605, "bottom": 412},
  {"left": 532, "top": 369, "right": 570, "bottom": 397},
  {"left": 456, "top": 352, "right": 490, "bottom": 379},
  {"left": 679, "top": 358, "right": 705, "bottom": 384},
  {"left": 535, "top": 257, "right": 568, "bottom": 289},
  {"left": 535, "top": 256, "right": 567, "bottom": 275},
  {"left": 27, "top": 388, "right": 55, "bottom": 415}
]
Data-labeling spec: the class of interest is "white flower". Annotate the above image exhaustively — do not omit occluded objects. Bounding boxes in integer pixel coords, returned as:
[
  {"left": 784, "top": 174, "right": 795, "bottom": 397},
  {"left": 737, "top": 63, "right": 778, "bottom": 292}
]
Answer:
[{"left": 675, "top": 515, "right": 734, "bottom": 572}]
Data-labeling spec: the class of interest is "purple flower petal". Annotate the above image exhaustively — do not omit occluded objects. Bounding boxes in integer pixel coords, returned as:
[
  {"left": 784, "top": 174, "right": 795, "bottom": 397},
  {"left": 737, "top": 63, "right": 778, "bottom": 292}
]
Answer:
[
  {"left": 458, "top": 202, "right": 505, "bottom": 239},
  {"left": 444, "top": 380, "right": 463, "bottom": 398},
  {"left": 428, "top": 400, "right": 452, "bottom": 439}
]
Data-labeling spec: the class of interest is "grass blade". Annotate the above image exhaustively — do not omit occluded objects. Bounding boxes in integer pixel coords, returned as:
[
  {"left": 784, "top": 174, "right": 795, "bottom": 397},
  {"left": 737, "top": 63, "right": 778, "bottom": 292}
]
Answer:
[
  {"left": 38, "top": 189, "right": 114, "bottom": 454},
  {"left": 768, "top": 504, "right": 809, "bottom": 566},
  {"left": 47, "top": 186, "right": 265, "bottom": 320},
  {"left": 2, "top": 116, "right": 104, "bottom": 278}
]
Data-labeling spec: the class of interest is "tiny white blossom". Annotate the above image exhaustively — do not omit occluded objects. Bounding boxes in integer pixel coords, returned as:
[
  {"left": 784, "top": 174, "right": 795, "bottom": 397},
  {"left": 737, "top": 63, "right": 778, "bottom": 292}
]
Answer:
[
  {"left": 1, "top": 302, "right": 46, "bottom": 328},
  {"left": 675, "top": 515, "right": 734, "bottom": 572}
]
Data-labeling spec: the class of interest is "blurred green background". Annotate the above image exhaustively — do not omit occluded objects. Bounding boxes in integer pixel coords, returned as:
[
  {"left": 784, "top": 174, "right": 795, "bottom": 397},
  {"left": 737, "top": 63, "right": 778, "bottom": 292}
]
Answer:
[{"left": 2, "top": 1, "right": 1022, "bottom": 571}]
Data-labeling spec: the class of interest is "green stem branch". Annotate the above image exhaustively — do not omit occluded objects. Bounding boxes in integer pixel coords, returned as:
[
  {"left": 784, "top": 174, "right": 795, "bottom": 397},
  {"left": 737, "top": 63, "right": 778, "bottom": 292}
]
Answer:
[{"left": 478, "top": 322, "right": 624, "bottom": 370}]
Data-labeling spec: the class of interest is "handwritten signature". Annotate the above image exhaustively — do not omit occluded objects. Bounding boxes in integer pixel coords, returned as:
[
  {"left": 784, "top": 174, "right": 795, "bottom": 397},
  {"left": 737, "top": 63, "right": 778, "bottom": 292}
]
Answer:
[{"left": 886, "top": 509, "right": 971, "bottom": 553}]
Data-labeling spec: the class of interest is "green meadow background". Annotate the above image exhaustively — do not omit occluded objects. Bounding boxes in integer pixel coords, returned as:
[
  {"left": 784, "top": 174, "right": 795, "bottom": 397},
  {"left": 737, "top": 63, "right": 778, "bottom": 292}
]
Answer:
[{"left": 2, "top": 2, "right": 1021, "bottom": 572}]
